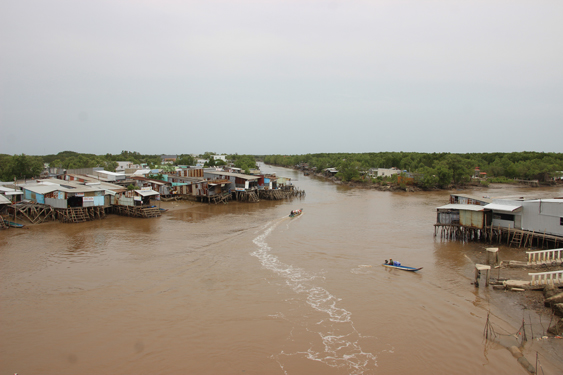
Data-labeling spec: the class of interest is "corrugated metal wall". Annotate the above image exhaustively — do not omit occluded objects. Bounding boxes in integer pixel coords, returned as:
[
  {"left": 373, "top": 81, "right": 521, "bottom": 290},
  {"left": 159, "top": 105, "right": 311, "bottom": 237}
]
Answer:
[
  {"left": 179, "top": 168, "right": 204, "bottom": 178},
  {"left": 114, "top": 196, "right": 135, "bottom": 206},
  {"left": 492, "top": 218, "right": 514, "bottom": 228},
  {"left": 459, "top": 210, "right": 484, "bottom": 228},
  {"left": 87, "top": 196, "right": 104, "bottom": 207},
  {"left": 522, "top": 201, "right": 563, "bottom": 236},
  {"left": 437, "top": 211, "right": 459, "bottom": 225},
  {"left": 45, "top": 198, "right": 67, "bottom": 209},
  {"left": 540, "top": 201, "right": 563, "bottom": 216}
]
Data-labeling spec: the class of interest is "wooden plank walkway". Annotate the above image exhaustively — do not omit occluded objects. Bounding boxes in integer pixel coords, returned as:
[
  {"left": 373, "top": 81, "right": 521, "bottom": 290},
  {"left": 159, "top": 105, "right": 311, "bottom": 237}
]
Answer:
[
  {"left": 529, "top": 270, "right": 563, "bottom": 286},
  {"left": 527, "top": 248, "right": 563, "bottom": 265},
  {"left": 111, "top": 205, "right": 161, "bottom": 218}
]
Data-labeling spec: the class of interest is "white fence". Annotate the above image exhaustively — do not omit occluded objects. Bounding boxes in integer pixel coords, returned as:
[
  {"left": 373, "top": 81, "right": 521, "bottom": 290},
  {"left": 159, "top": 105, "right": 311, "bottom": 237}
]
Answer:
[
  {"left": 529, "top": 270, "right": 563, "bottom": 286},
  {"left": 526, "top": 248, "right": 563, "bottom": 265}
]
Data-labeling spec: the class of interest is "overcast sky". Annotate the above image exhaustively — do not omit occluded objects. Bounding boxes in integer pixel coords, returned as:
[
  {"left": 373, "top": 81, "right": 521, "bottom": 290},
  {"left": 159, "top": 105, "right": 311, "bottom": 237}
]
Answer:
[{"left": 1, "top": 0, "right": 562, "bottom": 156}]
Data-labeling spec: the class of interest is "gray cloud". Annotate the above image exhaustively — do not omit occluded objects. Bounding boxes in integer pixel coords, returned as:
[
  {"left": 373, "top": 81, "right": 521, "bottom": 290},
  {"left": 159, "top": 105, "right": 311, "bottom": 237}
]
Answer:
[{"left": 1, "top": 0, "right": 562, "bottom": 155}]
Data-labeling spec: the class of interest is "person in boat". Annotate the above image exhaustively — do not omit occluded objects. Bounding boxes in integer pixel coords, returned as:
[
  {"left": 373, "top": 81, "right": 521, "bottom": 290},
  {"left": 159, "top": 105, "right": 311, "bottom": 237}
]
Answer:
[{"left": 389, "top": 258, "right": 394, "bottom": 266}]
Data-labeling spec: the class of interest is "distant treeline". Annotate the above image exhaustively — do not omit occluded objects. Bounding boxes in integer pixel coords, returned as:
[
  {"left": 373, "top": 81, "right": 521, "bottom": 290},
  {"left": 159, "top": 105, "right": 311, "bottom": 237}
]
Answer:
[
  {"left": 262, "top": 152, "right": 563, "bottom": 188},
  {"left": 0, "top": 151, "right": 257, "bottom": 181}
]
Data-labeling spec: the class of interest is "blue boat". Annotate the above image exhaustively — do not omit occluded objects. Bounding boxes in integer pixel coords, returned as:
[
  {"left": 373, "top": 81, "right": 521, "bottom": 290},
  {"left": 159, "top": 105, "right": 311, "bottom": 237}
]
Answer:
[
  {"left": 383, "top": 263, "right": 422, "bottom": 272},
  {"left": 3, "top": 219, "right": 25, "bottom": 228}
]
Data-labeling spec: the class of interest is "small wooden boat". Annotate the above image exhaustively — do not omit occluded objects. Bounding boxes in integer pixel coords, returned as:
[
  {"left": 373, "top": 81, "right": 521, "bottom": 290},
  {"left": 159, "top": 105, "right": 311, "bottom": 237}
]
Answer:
[
  {"left": 289, "top": 209, "right": 303, "bottom": 218},
  {"left": 383, "top": 263, "right": 422, "bottom": 272},
  {"left": 4, "top": 220, "right": 25, "bottom": 228}
]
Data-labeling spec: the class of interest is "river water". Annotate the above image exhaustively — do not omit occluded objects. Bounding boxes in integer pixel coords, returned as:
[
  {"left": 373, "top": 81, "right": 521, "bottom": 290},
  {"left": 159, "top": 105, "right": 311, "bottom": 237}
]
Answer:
[{"left": 1, "top": 165, "right": 563, "bottom": 375}]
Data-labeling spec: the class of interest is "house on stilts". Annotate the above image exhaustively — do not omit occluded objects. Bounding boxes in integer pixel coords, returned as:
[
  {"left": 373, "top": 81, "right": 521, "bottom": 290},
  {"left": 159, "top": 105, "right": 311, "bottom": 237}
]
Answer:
[{"left": 435, "top": 193, "right": 563, "bottom": 249}]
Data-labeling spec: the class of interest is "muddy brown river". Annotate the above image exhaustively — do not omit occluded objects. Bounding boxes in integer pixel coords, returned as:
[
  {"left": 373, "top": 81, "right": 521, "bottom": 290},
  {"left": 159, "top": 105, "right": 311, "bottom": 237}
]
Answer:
[{"left": 1, "top": 165, "right": 563, "bottom": 374}]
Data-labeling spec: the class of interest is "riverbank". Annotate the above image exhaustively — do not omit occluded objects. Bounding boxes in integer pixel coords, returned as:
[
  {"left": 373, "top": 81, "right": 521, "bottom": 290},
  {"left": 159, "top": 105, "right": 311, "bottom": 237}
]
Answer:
[
  {"left": 464, "top": 248, "right": 563, "bottom": 373},
  {"left": 296, "top": 167, "right": 563, "bottom": 193}
]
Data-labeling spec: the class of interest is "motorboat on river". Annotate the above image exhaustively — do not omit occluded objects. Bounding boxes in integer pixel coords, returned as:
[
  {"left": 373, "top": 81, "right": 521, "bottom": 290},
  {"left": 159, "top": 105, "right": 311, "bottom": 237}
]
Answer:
[
  {"left": 383, "top": 260, "right": 422, "bottom": 272},
  {"left": 289, "top": 209, "right": 303, "bottom": 218}
]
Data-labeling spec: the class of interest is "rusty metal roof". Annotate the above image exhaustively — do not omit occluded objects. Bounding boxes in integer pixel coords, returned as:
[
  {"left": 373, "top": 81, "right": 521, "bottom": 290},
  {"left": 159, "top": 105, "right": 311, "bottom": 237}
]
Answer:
[
  {"left": 206, "top": 171, "right": 259, "bottom": 180},
  {"left": 437, "top": 204, "right": 485, "bottom": 211}
]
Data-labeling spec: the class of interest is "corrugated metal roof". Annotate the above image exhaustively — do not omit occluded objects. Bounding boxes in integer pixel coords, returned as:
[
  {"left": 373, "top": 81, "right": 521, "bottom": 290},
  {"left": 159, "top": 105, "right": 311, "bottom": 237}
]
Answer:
[
  {"left": 4, "top": 191, "right": 23, "bottom": 195},
  {"left": 135, "top": 190, "right": 160, "bottom": 197},
  {"left": 130, "top": 170, "right": 150, "bottom": 175},
  {"left": 21, "top": 180, "right": 106, "bottom": 194},
  {"left": 22, "top": 185, "right": 60, "bottom": 194},
  {"left": 519, "top": 199, "right": 563, "bottom": 203},
  {"left": 0, "top": 195, "right": 11, "bottom": 204},
  {"left": 483, "top": 203, "right": 522, "bottom": 212},
  {"left": 96, "top": 170, "right": 126, "bottom": 176},
  {"left": 168, "top": 176, "right": 206, "bottom": 183},
  {"left": 451, "top": 194, "right": 492, "bottom": 204},
  {"left": 206, "top": 171, "right": 259, "bottom": 180},
  {"left": 437, "top": 204, "right": 485, "bottom": 212}
]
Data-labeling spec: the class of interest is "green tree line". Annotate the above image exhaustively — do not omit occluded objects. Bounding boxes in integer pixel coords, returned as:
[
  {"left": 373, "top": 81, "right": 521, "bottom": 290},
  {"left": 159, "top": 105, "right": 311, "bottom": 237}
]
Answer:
[
  {"left": 0, "top": 151, "right": 258, "bottom": 182},
  {"left": 263, "top": 152, "right": 563, "bottom": 187},
  {"left": 3, "top": 151, "right": 562, "bottom": 188},
  {"left": 1, "top": 151, "right": 203, "bottom": 181}
]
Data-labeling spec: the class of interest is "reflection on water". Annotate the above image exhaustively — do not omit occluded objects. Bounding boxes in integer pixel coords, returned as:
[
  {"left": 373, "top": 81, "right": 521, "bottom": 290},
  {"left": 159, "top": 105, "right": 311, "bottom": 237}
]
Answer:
[{"left": 1, "top": 170, "right": 562, "bottom": 375}]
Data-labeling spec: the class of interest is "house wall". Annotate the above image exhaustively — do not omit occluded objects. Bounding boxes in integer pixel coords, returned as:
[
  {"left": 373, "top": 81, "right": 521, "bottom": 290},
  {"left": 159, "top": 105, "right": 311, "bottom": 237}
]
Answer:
[
  {"left": 82, "top": 196, "right": 105, "bottom": 207},
  {"left": 24, "top": 189, "right": 45, "bottom": 204},
  {"left": 193, "top": 182, "right": 209, "bottom": 197},
  {"left": 450, "top": 195, "right": 489, "bottom": 206},
  {"left": 179, "top": 168, "right": 204, "bottom": 177},
  {"left": 496, "top": 200, "right": 562, "bottom": 236},
  {"left": 45, "top": 198, "right": 67, "bottom": 209},
  {"left": 492, "top": 218, "right": 515, "bottom": 229},
  {"left": 437, "top": 211, "right": 459, "bottom": 225},
  {"left": 174, "top": 184, "right": 190, "bottom": 195},
  {"left": 373, "top": 168, "right": 400, "bottom": 178},
  {"left": 113, "top": 196, "right": 135, "bottom": 206},
  {"left": 459, "top": 210, "right": 484, "bottom": 229},
  {"left": 522, "top": 201, "right": 563, "bottom": 236}
]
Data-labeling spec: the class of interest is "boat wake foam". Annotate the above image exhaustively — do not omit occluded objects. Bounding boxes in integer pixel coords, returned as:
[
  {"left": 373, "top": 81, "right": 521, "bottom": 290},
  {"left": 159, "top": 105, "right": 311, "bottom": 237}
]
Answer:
[{"left": 251, "top": 218, "right": 377, "bottom": 374}]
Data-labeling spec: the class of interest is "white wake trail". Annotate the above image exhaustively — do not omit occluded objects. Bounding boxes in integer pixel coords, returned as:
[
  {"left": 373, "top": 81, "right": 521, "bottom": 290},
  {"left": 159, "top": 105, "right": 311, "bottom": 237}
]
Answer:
[{"left": 251, "top": 218, "right": 377, "bottom": 374}]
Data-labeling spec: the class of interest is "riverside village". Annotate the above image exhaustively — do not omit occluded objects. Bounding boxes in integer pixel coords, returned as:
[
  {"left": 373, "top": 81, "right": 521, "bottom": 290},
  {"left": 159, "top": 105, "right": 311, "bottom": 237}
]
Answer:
[
  {"left": 2, "top": 154, "right": 563, "bottom": 355},
  {"left": 0, "top": 154, "right": 304, "bottom": 225}
]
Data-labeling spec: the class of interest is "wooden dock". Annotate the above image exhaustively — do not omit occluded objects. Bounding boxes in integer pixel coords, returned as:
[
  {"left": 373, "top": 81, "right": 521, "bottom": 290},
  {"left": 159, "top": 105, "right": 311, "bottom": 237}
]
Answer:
[
  {"left": 258, "top": 188, "right": 305, "bottom": 200},
  {"left": 233, "top": 190, "right": 260, "bottom": 202},
  {"left": 56, "top": 207, "right": 107, "bottom": 223},
  {"left": 111, "top": 205, "right": 161, "bottom": 218},
  {"left": 196, "top": 192, "right": 232, "bottom": 204},
  {"left": 434, "top": 224, "right": 563, "bottom": 250},
  {"left": 0, "top": 217, "right": 10, "bottom": 229},
  {"left": 7, "top": 202, "right": 57, "bottom": 224}
]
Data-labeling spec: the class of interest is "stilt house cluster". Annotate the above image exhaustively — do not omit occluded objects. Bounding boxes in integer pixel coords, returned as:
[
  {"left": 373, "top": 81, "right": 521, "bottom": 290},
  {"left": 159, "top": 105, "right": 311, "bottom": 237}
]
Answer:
[
  {"left": 435, "top": 194, "right": 563, "bottom": 249},
  {"left": 1, "top": 163, "right": 304, "bottom": 226}
]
